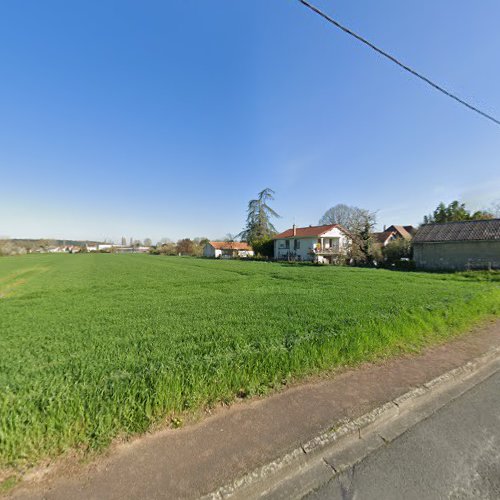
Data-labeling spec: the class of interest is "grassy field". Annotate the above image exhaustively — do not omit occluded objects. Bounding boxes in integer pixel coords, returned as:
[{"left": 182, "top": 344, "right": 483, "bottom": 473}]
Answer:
[{"left": 1, "top": 254, "right": 499, "bottom": 469}]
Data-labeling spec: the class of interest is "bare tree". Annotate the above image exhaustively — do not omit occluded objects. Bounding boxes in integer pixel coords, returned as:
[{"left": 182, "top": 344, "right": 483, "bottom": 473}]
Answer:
[
  {"left": 319, "top": 203, "right": 374, "bottom": 232},
  {"left": 156, "top": 241, "right": 177, "bottom": 255},
  {"left": 176, "top": 238, "right": 194, "bottom": 255},
  {"left": 319, "top": 204, "right": 377, "bottom": 264},
  {"left": 158, "top": 237, "right": 173, "bottom": 246}
]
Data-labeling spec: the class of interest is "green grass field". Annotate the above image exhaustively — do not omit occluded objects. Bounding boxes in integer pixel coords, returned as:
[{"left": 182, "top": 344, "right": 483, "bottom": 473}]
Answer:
[{"left": 1, "top": 254, "right": 499, "bottom": 469}]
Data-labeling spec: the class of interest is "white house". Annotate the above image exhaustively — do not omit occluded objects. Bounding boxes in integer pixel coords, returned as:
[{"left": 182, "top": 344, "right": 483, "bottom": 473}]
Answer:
[
  {"left": 273, "top": 224, "right": 352, "bottom": 264},
  {"left": 203, "top": 241, "right": 254, "bottom": 259}
]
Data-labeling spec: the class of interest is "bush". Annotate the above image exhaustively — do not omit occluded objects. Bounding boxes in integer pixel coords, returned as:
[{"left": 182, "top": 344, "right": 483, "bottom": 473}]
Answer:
[
  {"left": 155, "top": 243, "right": 178, "bottom": 256},
  {"left": 251, "top": 238, "right": 274, "bottom": 259},
  {"left": 382, "top": 239, "right": 412, "bottom": 264}
]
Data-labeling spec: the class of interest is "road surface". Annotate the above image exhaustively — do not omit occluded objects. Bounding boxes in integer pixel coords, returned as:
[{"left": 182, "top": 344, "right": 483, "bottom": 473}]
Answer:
[{"left": 305, "top": 370, "right": 500, "bottom": 500}]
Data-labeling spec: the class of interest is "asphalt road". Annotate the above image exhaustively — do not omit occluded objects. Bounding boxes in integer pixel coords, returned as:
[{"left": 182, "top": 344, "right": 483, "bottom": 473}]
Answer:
[{"left": 305, "top": 370, "right": 500, "bottom": 500}]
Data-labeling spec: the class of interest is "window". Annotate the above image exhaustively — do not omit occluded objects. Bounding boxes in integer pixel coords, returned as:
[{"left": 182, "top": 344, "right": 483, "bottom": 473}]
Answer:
[
  {"left": 331, "top": 237, "right": 340, "bottom": 251},
  {"left": 294, "top": 239, "right": 300, "bottom": 250},
  {"left": 285, "top": 240, "right": 290, "bottom": 249}
]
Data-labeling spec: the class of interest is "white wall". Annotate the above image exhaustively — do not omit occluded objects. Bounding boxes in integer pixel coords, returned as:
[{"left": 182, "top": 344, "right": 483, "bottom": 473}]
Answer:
[
  {"left": 274, "top": 228, "right": 351, "bottom": 262},
  {"left": 238, "top": 250, "right": 254, "bottom": 258},
  {"left": 204, "top": 244, "right": 240, "bottom": 258},
  {"left": 275, "top": 237, "right": 316, "bottom": 261}
]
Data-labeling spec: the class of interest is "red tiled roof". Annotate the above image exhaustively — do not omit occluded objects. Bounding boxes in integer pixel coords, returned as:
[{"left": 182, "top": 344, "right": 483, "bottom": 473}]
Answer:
[
  {"left": 273, "top": 224, "right": 347, "bottom": 239},
  {"left": 208, "top": 241, "right": 253, "bottom": 250}
]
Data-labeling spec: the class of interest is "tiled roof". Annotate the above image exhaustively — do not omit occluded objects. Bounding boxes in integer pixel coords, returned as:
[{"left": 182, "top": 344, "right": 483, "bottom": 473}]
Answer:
[
  {"left": 273, "top": 224, "right": 347, "bottom": 239},
  {"left": 208, "top": 241, "right": 253, "bottom": 250},
  {"left": 373, "top": 231, "right": 395, "bottom": 244},
  {"left": 385, "top": 225, "right": 414, "bottom": 240},
  {"left": 413, "top": 219, "right": 500, "bottom": 243}
]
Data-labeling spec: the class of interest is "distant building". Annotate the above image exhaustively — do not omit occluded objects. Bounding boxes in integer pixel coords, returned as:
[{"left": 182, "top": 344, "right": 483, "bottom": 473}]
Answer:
[
  {"left": 386, "top": 225, "right": 416, "bottom": 237},
  {"left": 413, "top": 219, "right": 500, "bottom": 271},
  {"left": 203, "top": 241, "right": 254, "bottom": 259},
  {"left": 373, "top": 225, "right": 416, "bottom": 247},
  {"left": 273, "top": 224, "right": 351, "bottom": 264},
  {"left": 85, "top": 243, "right": 150, "bottom": 253}
]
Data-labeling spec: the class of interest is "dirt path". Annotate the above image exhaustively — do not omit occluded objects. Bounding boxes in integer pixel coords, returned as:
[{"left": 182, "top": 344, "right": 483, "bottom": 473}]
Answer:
[{"left": 8, "top": 319, "right": 500, "bottom": 499}]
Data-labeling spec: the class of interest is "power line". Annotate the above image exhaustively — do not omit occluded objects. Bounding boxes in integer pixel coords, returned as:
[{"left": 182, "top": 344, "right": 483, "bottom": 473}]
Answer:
[{"left": 298, "top": 0, "right": 500, "bottom": 127}]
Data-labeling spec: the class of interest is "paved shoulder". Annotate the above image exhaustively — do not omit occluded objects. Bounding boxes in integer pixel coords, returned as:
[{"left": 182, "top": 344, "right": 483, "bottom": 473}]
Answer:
[{"left": 307, "top": 371, "right": 500, "bottom": 500}]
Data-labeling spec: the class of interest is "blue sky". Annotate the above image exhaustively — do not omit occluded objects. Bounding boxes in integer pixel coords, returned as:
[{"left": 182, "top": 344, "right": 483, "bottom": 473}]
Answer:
[{"left": 1, "top": 1, "right": 499, "bottom": 242}]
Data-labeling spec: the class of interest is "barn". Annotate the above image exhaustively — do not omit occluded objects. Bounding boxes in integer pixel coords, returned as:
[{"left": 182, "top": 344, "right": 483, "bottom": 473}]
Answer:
[{"left": 413, "top": 219, "right": 500, "bottom": 271}]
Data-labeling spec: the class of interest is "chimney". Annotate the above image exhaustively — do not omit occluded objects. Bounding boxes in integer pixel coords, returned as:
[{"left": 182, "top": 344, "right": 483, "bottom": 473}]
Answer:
[
  {"left": 383, "top": 225, "right": 386, "bottom": 231},
  {"left": 292, "top": 224, "right": 296, "bottom": 236}
]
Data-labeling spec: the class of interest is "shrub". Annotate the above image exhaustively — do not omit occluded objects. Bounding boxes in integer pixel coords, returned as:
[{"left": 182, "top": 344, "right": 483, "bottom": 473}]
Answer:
[
  {"left": 251, "top": 238, "right": 274, "bottom": 259},
  {"left": 383, "top": 238, "right": 412, "bottom": 264}
]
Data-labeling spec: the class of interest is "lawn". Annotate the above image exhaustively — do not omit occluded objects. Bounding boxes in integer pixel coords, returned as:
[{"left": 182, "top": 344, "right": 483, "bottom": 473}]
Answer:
[{"left": 0, "top": 254, "right": 499, "bottom": 469}]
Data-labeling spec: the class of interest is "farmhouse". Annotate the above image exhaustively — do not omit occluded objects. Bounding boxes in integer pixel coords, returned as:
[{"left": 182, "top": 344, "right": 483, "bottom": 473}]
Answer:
[
  {"left": 203, "top": 241, "right": 254, "bottom": 259},
  {"left": 413, "top": 219, "right": 500, "bottom": 271},
  {"left": 273, "top": 224, "right": 352, "bottom": 263}
]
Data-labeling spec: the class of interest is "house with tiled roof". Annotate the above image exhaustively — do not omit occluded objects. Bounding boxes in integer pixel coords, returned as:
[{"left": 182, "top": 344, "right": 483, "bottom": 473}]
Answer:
[
  {"left": 373, "top": 231, "right": 397, "bottom": 247},
  {"left": 386, "top": 225, "right": 416, "bottom": 238},
  {"left": 373, "top": 224, "right": 416, "bottom": 247},
  {"left": 203, "top": 241, "right": 254, "bottom": 259},
  {"left": 413, "top": 219, "right": 500, "bottom": 270},
  {"left": 273, "top": 224, "right": 352, "bottom": 264}
]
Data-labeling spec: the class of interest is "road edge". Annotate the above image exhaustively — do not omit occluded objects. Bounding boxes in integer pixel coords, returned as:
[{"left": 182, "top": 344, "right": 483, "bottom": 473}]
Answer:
[{"left": 204, "top": 345, "right": 500, "bottom": 499}]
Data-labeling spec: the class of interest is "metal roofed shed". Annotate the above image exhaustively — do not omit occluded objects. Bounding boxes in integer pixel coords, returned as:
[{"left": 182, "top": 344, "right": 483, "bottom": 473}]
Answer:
[{"left": 413, "top": 219, "right": 500, "bottom": 271}]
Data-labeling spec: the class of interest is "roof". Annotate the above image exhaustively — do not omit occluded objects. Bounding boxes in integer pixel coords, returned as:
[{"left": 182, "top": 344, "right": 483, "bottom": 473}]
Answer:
[
  {"left": 373, "top": 231, "right": 395, "bottom": 244},
  {"left": 413, "top": 219, "right": 500, "bottom": 243},
  {"left": 385, "top": 225, "right": 414, "bottom": 240},
  {"left": 273, "top": 224, "right": 348, "bottom": 239},
  {"left": 208, "top": 241, "right": 253, "bottom": 251}
]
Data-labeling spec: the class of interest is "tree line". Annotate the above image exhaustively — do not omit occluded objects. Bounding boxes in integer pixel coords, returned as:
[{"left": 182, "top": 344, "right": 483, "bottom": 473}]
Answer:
[
  {"left": 151, "top": 237, "right": 210, "bottom": 256},
  {"left": 2, "top": 193, "right": 498, "bottom": 261}
]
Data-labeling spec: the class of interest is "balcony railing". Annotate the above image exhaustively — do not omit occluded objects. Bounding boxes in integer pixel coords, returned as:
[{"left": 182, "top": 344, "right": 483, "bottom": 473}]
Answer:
[{"left": 310, "top": 247, "right": 341, "bottom": 255}]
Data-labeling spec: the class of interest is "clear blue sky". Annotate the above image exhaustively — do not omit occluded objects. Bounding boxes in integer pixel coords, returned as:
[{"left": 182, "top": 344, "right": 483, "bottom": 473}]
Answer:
[{"left": 1, "top": 1, "right": 499, "bottom": 242}]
